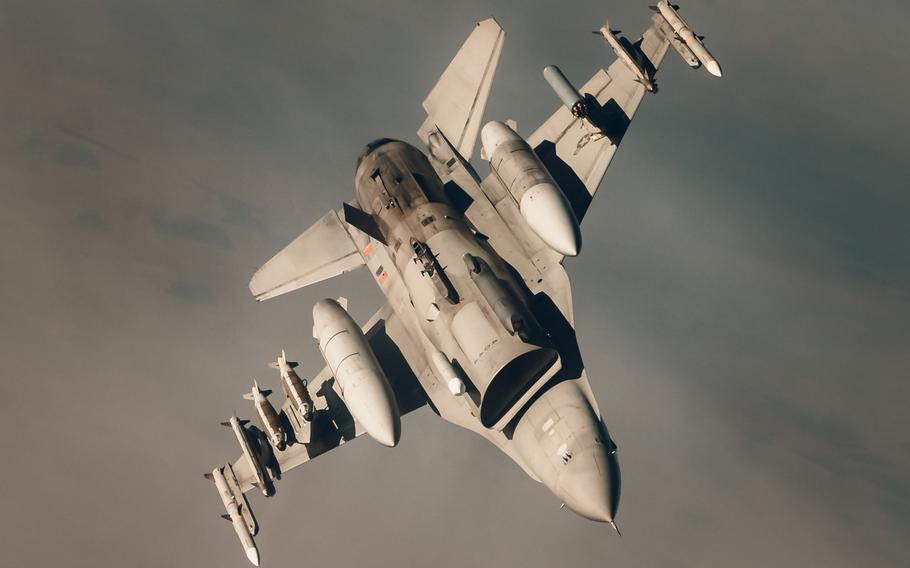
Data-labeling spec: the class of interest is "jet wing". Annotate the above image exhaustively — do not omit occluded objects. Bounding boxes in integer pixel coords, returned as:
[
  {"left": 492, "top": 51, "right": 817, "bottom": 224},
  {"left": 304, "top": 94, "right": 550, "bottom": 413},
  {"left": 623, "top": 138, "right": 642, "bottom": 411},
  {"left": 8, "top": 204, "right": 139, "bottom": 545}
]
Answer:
[
  {"left": 417, "top": 18, "right": 505, "bottom": 161},
  {"left": 248, "top": 209, "right": 364, "bottom": 301},
  {"left": 226, "top": 304, "right": 428, "bottom": 493},
  {"left": 526, "top": 17, "right": 672, "bottom": 223}
]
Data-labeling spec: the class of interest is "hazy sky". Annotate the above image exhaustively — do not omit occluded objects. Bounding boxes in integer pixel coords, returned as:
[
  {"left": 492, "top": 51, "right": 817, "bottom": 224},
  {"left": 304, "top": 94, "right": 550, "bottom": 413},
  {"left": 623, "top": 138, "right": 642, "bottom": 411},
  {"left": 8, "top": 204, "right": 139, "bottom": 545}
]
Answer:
[{"left": 1, "top": 1, "right": 908, "bottom": 566}]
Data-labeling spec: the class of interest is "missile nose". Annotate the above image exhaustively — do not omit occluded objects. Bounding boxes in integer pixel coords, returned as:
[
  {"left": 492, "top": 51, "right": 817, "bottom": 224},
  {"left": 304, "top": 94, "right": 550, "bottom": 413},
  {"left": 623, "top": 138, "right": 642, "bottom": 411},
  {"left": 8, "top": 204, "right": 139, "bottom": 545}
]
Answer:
[
  {"left": 245, "top": 546, "right": 260, "bottom": 566},
  {"left": 557, "top": 443, "right": 620, "bottom": 522},
  {"left": 705, "top": 60, "right": 723, "bottom": 77}
]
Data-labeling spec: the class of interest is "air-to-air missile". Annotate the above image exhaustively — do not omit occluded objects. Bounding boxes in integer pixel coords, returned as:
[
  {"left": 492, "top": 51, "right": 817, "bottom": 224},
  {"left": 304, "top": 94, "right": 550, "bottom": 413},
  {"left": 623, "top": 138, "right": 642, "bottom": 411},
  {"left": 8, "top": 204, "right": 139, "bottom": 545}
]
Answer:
[
  {"left": 207, "top": 466, "right": 260, "bottom": 566},
  {"left": 481, "top": 118, "right": 582, "bottom": 257},
  {"left": 221, "top": 415, "right": 273, "bottom": 496},
  {"left": 243, "top": 381, "right": 286, "bottom": 451},
  {"left": 594, "top": 19, "right": 657, "bottom": 92},
  {"left": 312, "top": 297, "right": 401, "bottom": 447},
  {"left": 651, "top": 0, "right": 722, "bottom": 77},
  {"left": 269, "top": 350, "right": 314, "bottom": 422}
]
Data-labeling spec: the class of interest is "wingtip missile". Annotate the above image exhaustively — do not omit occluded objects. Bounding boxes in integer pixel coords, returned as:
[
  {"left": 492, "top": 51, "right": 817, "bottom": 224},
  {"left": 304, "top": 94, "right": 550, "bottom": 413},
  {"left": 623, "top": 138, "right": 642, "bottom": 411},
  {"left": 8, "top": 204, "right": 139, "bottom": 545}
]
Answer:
[
  {"left": 246, "top": 546, "right": 260, "bottom": 566},
  {"left": 654, "top": 1, "right": 722, "bottom": 77},
  {"left": 704, "top": 59, "right": 722, "bottom": 78},
  {"left": 211, "top": 466, "right": 262, "bottom": 565}
]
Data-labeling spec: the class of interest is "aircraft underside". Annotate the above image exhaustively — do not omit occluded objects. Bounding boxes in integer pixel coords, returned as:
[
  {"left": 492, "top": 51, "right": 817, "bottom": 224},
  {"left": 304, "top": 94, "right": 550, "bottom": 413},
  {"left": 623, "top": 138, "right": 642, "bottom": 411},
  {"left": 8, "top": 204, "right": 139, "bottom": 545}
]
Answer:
[{"left": 204, "top": 3, "right": 721, "bottom": 563}]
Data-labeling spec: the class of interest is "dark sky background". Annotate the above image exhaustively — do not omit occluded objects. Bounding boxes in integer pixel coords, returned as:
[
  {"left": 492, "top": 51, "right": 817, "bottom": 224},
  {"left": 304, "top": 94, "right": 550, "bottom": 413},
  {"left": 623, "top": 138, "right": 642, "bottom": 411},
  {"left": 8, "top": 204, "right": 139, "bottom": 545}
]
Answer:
[{"left": 2, "top": 1, "right": 908, "bottom": 566}]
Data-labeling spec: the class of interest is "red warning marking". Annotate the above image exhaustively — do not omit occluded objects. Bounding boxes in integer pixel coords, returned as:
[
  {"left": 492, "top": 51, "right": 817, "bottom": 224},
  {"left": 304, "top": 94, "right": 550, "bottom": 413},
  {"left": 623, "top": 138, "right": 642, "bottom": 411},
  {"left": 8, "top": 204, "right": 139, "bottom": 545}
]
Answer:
[
  {"left": 363, "top": 244, "right": 374, "bottom": 256},
  {"left": 378, "top": 271, "right": 388, "bottom": 284}
]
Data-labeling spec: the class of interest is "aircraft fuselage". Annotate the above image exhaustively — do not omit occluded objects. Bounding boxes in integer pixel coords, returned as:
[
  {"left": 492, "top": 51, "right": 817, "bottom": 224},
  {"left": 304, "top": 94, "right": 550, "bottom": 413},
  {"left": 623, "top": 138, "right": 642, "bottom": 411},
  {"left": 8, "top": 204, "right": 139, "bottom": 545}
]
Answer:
[{"left": 353, "top": 139, "right": 620, "bottom": 523}]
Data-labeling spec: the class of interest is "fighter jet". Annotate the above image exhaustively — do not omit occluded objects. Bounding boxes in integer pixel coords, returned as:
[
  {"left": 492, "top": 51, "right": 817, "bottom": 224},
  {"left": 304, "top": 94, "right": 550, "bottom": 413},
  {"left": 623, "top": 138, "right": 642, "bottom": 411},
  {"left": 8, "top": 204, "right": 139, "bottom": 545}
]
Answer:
[{"left": 205, "top": 5, "right": 720, "bottom": 564}]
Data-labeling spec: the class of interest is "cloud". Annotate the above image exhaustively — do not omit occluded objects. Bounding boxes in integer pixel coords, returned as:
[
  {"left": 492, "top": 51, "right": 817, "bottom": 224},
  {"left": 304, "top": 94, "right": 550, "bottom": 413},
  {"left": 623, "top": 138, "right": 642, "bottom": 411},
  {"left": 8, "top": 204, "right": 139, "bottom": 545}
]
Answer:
[
  {"left": 150, "top": 214, "right": 234, "bottom": 250},
  {"left": 166, "top": 281, "right": 217, "bottom": 303}
]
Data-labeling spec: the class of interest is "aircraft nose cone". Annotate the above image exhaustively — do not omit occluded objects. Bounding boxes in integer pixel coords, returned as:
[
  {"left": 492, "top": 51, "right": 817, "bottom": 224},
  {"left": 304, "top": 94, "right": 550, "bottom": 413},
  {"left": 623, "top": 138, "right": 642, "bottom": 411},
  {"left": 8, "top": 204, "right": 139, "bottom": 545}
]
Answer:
[
  {"left": 519, "top": 183, "right": 582, "bottom": 257},
  {"left": 557, "top": 443, "right": 620, "bottom": 522}
]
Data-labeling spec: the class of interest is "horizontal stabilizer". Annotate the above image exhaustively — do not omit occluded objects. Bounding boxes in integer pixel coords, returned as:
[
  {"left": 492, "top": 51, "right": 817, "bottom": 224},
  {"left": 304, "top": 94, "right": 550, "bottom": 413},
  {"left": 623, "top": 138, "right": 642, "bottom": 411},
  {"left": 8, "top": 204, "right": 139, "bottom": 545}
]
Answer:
[{"left": 249, "top": 210, "right": 364, "bottom": 301}]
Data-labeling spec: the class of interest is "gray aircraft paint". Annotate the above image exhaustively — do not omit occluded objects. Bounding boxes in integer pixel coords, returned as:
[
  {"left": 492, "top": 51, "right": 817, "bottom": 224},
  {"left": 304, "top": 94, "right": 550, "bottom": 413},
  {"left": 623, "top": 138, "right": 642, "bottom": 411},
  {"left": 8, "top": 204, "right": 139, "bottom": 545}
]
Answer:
[{"left": 3, "top": 1, "right": 909, "bottom": 568}]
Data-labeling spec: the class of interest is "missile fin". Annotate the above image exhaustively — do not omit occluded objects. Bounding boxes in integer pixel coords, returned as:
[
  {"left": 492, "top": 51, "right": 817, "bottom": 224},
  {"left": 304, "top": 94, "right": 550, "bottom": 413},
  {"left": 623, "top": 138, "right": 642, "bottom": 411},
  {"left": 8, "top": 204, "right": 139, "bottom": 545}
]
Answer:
[{"left": 203, "top": 472, "right": 214, "bottom": 481}]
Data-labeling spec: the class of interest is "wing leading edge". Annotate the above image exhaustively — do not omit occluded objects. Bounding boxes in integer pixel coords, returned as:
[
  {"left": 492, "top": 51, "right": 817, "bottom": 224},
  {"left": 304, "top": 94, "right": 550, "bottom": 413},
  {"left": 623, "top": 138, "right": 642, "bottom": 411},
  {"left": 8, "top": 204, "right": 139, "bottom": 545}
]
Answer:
[
  {"left": 226, "top": 305, "right": 428, "bottom": 493},
  {"left": 527, "top": 18, "right": 672, "bottom": 223},
  {"left": 417, "top": 18, "right": 505, "bottom": 161},
  {"left": 248, "top": 209, "right": 364, "bottom": 301}
]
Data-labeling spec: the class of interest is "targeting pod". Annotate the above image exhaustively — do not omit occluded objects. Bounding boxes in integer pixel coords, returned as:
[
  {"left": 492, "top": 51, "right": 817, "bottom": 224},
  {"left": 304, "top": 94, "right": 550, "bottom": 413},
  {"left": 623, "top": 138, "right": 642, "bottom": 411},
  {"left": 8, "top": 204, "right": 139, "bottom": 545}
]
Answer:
[
  {"left": 431, "top": 350, "right": 466, "bottom": 396},
  {"left": 543, "top": 65, "right": 587, "bottom": 118}
]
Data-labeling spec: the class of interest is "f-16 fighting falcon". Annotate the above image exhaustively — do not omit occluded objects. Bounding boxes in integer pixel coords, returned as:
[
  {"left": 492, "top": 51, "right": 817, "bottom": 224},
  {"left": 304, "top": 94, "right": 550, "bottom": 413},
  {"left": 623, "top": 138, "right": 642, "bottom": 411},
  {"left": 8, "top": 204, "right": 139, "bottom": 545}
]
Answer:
[{"left": 205, "top": 4, "right": 721, "bottom": 565}]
